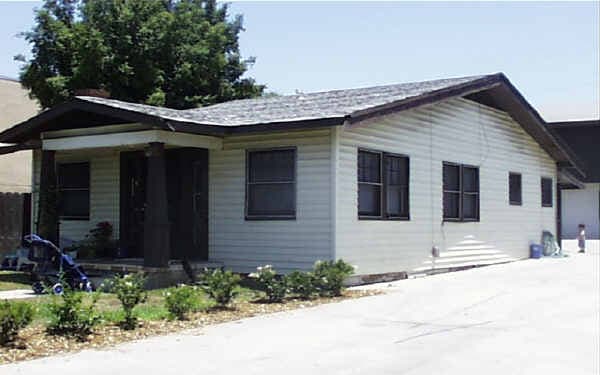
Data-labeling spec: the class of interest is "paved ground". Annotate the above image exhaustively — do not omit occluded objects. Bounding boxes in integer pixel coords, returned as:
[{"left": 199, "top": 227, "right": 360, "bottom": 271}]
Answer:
[
  {"left": 3, "top": 251, "right": 599, "bottom": 374},
  {"left": 0, "top": 289, "right": 37, "bottom": 300}
]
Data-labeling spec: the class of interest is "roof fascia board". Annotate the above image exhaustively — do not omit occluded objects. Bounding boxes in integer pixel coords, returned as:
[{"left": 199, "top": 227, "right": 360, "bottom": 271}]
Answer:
[
  {"left": 547, "top": 120, "right": 600, "bottom": 128},
  {"left": 226, "top": 116, "right": 346, "bottom": 135}
]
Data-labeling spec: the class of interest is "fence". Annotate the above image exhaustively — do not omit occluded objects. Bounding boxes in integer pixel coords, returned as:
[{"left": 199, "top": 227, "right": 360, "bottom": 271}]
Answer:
[{"left": 0, "top": 192, "right": 31, "bottom": 256}]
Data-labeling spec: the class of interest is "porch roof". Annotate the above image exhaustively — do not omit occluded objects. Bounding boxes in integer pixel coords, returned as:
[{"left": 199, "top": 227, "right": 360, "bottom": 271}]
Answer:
[{"left": 0, "top": 73, "right": 585, "bottom": 175}]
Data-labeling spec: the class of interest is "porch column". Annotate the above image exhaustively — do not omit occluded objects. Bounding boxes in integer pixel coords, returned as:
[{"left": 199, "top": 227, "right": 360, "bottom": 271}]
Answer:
[
  {"left": 37, "top": 150, "right": 59, "bottom": 244},
  {"left": 143, "top": 142, "right": 171, "bottom": 267}
]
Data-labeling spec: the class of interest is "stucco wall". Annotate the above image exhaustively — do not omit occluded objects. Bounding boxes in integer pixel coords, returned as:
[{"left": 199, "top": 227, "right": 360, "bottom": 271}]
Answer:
[
  {"left": 561, "top": 183, "right": 600, "bottom": 239},
  {"left": 0, "top": 78, "right": 39, "bottom": 193}
]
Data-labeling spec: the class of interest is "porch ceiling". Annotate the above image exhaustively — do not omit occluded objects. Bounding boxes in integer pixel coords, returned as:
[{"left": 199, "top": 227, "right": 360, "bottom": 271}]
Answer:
[{"left": 42, "top": 129, "right": 223, "bottom": 151}]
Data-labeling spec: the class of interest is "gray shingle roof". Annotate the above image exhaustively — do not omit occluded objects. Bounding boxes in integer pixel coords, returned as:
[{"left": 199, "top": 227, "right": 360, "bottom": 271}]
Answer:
[{"left": 78, "top": 74, "right": 490, "bottom": 127}]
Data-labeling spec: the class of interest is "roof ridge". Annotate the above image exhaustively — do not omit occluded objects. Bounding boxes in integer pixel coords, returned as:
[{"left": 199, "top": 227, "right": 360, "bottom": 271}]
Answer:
[{"left": 183, "top": 73, "right": 498, "bottom": 112}]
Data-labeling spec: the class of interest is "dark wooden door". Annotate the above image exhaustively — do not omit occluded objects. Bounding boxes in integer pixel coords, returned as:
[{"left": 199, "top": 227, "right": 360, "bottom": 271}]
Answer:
[
  {"left": 120, "top": 151, "right": 147, "bottom": 258},
  {"left": 166, "top": 148, "right": 208, "bottom": 261}
]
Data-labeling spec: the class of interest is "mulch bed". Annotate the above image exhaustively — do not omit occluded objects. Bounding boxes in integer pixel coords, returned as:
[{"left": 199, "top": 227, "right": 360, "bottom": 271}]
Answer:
[{"left": 0, "top": 289, "right": 380, "bottom": 364}]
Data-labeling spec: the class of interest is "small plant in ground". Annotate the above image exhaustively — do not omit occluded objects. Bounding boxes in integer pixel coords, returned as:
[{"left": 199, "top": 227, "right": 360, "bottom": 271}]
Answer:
[
  {"left": 249, "top": 265, "right": 287, "bottom": 303},
  {"left": 46, "top": 288, "right": 101, "bottom": 341},
  {"left": 107, "top": 273, "right": 147, "bottom": 330},
  {"left": 286, "top": 271, "right": 318, "bottom": 300},
  {"left": 198, "top": 268, "right": 240, "bottom": 307},
  {"left": 313, "top": 260, "right": 355, "bottom": 297},
  {"left": 0, "top": 300, "right": 34, "bottom": 346},
  {"left": 164, "top": 284, "right": 200, "bottom": 320}
]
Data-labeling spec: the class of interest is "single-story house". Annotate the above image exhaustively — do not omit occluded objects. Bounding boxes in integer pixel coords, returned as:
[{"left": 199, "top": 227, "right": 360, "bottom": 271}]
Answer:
[
  {"left": 0, "top": 73, "right": 583, "bottom": 282},
  {"left": 548, "top": 119, "right": 600, "bottom": 243}
]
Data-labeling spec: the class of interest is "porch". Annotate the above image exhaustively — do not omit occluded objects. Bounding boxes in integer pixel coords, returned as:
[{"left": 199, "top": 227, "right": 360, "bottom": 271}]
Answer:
[{"left": 36, "top": 125, "right": 224, "bottom": 270}]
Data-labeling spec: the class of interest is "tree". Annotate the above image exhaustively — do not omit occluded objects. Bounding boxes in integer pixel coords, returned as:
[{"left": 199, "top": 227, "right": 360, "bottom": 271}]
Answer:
[{"left": 16, "top": 0, "right": 264, "bottom": 109}]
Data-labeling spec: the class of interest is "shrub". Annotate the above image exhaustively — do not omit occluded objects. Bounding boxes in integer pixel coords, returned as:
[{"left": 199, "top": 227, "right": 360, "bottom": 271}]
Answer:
[
  {"left": 0, "top": 300, "right": 34, "bottom": 346},
  {"left": 164, "top": 285, "right": 200, "bottom": 320},
  {"left": 198, "top": 268, "right": 240, "bottom": 307},
  {"left": 46, "top": 289, "right": 101, "bottom": 340},
  {"left": 313, "top": 260, "right": 355, "bottom": 297},
  {"left": 249, "top": 265, "right": 287, "bottom": 303},
  {"left": 107, "top": 273, "right": 147, "bottom": 330},
  {"left": 286, "top": 271, "right": 318, "bottom": 300}
]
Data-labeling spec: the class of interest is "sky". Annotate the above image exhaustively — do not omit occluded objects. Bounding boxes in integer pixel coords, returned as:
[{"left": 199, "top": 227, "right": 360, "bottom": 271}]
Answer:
[{"left": 0, "top": 1, "right": 598, "bottom": 122}]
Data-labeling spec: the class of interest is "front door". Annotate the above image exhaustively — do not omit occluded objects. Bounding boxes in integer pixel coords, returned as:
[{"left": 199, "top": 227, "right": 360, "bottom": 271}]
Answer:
[
  {"left": 166, "top": 148, "right": 208, "bottom": 261},
  {"left": 120, "top": 151, "right": 147, "bottom": 258}
]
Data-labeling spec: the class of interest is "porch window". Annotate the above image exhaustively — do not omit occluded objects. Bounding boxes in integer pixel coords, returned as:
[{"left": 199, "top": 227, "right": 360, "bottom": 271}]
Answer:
[
  {"left": 358, "top": 149, "right": 409, "bottom": 220},
  {"left": 509, "top": 172, "right": 522, "bottom": 205},
  {"left": 443, "top": 162, "right": 479, "bottom": 222},
  {"left": 541, "top": 177, "right": 553, "bottom": 207},
  {"left": 57, "top": 162, "right": 90, "bottom": 220},
  {"left": 246, "top": 148, "right": 296, "bottom": 220}
]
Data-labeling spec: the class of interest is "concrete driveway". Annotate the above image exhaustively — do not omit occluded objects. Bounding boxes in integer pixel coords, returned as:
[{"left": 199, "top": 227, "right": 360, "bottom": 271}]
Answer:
[{"left": 3, "top": 252, "right": 599, "bottom": 375}]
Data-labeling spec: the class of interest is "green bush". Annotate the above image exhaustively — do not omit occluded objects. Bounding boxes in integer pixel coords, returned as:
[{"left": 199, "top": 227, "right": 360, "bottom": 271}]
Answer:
[
  {"left": 286, "top": 271, "right": 318, "bottom": 300},
  {"left": 198, "top": 268, "right": 240, "bottom": 307},
  {"left": 0, "top": 300, "right": 34, "bottom": 346},
  {"left": 164, "top": 285, "right": 200, "bottom": 320},
  {"left": 313, "top": 260, "right": 355, "bottom": 297},
  {"left": 250, "top": 265, "right": 287, "bottom": 303},
  {"left": 46, "top": 290, "right": 101, "bottom": 341},
  {"left": 107, "top": 273, "right": 147, "bottom": 330}
]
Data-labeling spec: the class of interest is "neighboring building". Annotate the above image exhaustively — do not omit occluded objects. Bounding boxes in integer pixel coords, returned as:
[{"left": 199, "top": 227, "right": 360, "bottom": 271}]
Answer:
[
  {"left": 0, "top": 76, "right": 39, "bottom": 255},
  {"left": 0, "top": 76, "right": 38, "bottom": 192},
  {"left": 0, "top": 73, "right": 581, "bottom": 282},
  {"left": 548, "top": 120, "right": 600, "bottom": 241}
]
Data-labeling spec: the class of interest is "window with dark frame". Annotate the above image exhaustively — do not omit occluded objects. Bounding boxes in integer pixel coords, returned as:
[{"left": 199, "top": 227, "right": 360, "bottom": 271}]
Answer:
[
  {"left": 246, "top": 148, "right": 296, "bottom": 219},
  {"left": 541, "top": 177, "right": 553, "bottom": 207},
  {"left": 358, "top": 149, "right": 409, "bottom": 220},
  {"left": 443, "top": 162, "right": 479, "bottom": 222},
  {"left": 57, "top": 162, "right": 90, "bottom": 220},
  {"left": 509, "top": 173, "right": 522, "bottom": 206}
]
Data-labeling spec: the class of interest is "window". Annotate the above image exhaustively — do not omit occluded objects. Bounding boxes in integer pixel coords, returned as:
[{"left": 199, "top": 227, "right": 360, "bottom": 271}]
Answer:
[
  {"left": 443, "top": 162, "right": 479, "bottom": 221},
  {"left": 246, "top": 148, "right": 296, "bottom": 219},
  {"left": 541, "top": 177, "right": 553, "bottom": 207},
  {"left": 509, "top": 173, "right": 522, "bottom": 206},
  {"left": 57, "top": 162, "right": 90, "bottom": 220},
  {"left": 358, "top": 149, "right": 409, "bottom": 220}
]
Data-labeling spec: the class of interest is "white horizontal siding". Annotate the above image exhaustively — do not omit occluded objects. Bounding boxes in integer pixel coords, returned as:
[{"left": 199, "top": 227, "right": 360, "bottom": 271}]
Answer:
[
  {"left": 335, "top": 97, "right": 557, "bottom": 275},
  {"left": 31, "top": 149, "right": 120, "bottom": 245},
  {"left": 209, "top": 129, "right": 333, "bottom": 273}
]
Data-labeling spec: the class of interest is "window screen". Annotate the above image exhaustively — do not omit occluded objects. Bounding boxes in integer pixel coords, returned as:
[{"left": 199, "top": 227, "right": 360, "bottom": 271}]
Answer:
[
  {"left": 541, "top": 177, "right": 553, "bottom": 207},
  {"left": 443, "top": 162, "right": 479, "bottom": 221},
  {"left": 358, "top": 150, "right": 409, "bottom": 219},
  {"left": 509, "top": 173, "right": 522, "bottom": 205},
  {"left": 57, "top": 162, "right": 90, "bottom": 219},
  {"left": 358, "top": 151, "right": 382, "bottom": 217},
  {"left": 246, "top": 149, "right": 296, "bottom": 219}
]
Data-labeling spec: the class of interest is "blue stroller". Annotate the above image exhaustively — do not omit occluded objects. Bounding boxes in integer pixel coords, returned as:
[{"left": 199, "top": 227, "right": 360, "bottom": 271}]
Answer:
[{"left": 24, "top": 234, "right": 94, "bottom": 294}]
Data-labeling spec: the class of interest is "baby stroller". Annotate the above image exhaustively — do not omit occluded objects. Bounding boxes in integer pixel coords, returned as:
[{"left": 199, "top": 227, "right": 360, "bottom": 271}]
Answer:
[{"left": 24, "top": 234, "right": 94, "bottom": 295}]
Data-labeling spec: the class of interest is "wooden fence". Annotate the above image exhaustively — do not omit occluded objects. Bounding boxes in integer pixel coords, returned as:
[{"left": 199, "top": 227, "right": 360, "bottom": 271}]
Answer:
[{"left": 0, "top": 192, "right": 31, "bottom": 256}]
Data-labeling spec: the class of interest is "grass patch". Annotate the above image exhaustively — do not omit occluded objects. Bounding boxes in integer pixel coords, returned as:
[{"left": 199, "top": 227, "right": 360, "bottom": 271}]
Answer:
[{"left": 0, "top": 271, "right": 31, "bottom": 292}]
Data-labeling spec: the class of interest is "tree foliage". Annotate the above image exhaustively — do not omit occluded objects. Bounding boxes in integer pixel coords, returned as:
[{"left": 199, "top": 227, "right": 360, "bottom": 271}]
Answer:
[{"left": 17, "top": 0, "right": 264, "bottom": 109}]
